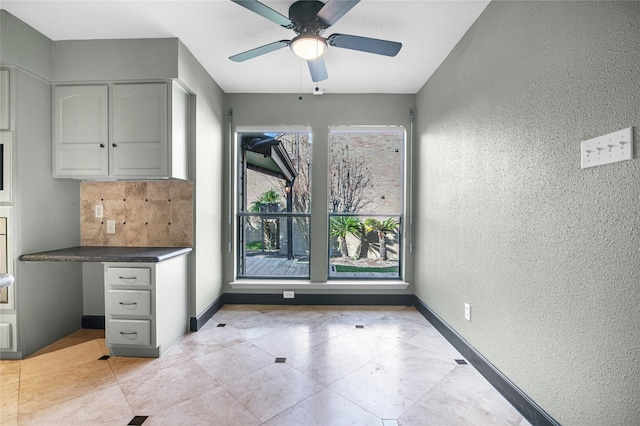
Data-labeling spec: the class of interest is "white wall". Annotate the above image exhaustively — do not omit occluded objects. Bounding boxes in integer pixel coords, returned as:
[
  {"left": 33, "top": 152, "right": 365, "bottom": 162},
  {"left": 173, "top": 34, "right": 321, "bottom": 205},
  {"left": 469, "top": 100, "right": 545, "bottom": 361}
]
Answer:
[{"left": 414, "top": 2, "right": 640, "bottom": 424}]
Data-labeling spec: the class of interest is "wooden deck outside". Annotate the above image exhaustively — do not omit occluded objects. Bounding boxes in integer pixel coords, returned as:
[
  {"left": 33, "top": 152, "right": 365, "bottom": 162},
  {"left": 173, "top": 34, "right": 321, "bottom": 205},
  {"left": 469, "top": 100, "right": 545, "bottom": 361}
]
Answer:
[
  {"left": 242, "top": 255, "right": 399, "bottom": 279},
  {"left": 244, "top": 255, "right": 309, "bottom": 277}
]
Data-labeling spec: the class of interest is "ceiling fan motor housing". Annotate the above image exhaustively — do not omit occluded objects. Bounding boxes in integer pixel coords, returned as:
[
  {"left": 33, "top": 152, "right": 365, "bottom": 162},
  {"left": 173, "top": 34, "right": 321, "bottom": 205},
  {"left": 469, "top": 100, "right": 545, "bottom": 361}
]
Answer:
[{"left": 289, "top": 0, "right": 328, "bottom": 35}]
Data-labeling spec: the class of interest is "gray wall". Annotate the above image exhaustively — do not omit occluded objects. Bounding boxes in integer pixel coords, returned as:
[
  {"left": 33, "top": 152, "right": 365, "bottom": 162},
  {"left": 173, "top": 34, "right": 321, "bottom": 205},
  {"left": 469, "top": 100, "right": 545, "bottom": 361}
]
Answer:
[
  {"left": 1, "top": 10, "right": 83, "bottom": 357},
  {"left": 414, "top": 2, "right": 640, "bottom": 425},
  {"left": 177, "top": 42, "right": 226, "bottom": 316},
  {"left": 225, "top": 93, "right": 415, "bottom": 289}
]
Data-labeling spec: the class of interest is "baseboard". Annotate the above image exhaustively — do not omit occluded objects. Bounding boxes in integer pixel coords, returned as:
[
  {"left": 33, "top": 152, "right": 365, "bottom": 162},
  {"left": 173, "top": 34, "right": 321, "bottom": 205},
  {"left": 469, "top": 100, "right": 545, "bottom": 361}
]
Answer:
[
  {"left": 222, "top": 293, "right": 414, "bottom": 306},
  {"left": 190, "top": 294, "right": 225, "bottom": 331},
  {"left": 413, "top": 296, "right": 560, "bottom": 426},
  {"left": 81, "top": 315, "right": 105, "bottom": 330}
]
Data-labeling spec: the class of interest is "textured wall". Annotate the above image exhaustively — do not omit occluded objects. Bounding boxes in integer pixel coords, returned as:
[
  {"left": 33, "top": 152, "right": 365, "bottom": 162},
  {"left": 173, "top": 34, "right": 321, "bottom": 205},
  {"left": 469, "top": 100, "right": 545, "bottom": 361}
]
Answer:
[
  {"left": 414, "top": 2, "right": 639, "bottom": 425},
  {"left": 80, "top": 181, "right": 193, "bottom": 247}
]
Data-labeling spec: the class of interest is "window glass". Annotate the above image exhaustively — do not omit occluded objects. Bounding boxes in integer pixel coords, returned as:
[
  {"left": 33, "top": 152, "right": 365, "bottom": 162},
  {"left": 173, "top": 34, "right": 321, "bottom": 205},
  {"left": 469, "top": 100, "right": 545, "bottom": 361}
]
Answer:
[
  {"left": 237, "top": 131, "right": 311, "bottom": 278},
  {"left": 328, "top": 129, "right": 404, "bottom": 279}
]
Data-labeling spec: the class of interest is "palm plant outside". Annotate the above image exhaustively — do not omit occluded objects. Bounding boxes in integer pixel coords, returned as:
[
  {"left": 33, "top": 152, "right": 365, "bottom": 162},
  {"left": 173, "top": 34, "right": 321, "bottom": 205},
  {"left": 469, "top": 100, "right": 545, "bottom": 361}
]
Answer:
[
  {"left": 329, "top": 216, "right": 362, "bottom": 258},
  {"left": 364, "top": 218, "right": 399, "bottom": 260},
  {"left": 249, "top": 189, "right": 281, "bottom": 212}
]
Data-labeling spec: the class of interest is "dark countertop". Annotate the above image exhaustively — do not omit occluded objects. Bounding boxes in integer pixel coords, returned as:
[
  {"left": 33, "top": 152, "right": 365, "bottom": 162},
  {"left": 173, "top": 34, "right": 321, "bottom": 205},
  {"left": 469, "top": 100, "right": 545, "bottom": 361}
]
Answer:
[{"left": 19, "top": 246, "right": 193, "bottom": 263}]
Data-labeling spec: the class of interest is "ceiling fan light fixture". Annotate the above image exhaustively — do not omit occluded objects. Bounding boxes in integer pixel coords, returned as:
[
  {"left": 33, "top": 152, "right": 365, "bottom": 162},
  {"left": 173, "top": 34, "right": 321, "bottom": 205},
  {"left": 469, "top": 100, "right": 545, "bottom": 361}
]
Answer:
[{"left": 291, "top": 34, "right": 327, "bottom": 60}]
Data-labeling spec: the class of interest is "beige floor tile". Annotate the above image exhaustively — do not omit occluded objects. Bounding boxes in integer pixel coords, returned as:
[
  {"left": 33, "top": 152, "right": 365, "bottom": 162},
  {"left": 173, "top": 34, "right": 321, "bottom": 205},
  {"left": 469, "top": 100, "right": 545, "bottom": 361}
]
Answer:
[
  {"left": 430, "top": 365, "right": 523, "bottom": 424},
  {"left": 146, "top": 386, "right": 261, "bottom": 426},
  {"left": 397, "top": 386, "right": 514, "bottom": 426},
  {"left": 327, "top": 327, "right": 404, "bottom": 362},
  {"left": 9, "top": 306, "right": 526, "bottom": 426},
  {"left": 108, "top": 345, "right": 191, "bottom": 383},
  {"left": 228, "top": 314, "right": 291, "bottom": 340},
  {"left": 406, "top": 328, "right": 464, "bottom": 361},
  {"left": 329, "top": 307, "right": 390, "bottom": 325},
  {"left": 0, "top": 361, "right": 20, "bottom": 386},
  {"left": 211, "top": 306, "right": 272, "bottom": 323},
  {"left": 299, "top": 317, "right": 355, "bottom": 342},
  {"left": 20, "top": 340, "right": 105, "bottom": 380},
  {"left": 286, "top": 340, "right": 371, "bottom": 386},
  {"left": 364, "top": 316, "right": 432, "bottom": 341},
  {"left": 384, "top": 307, "right": 434, "bottom": 325},
  {"left": 250, "top": 327, "right": 319, "bottom": 357},
  {"left": 118, "top": 359, "right": 219, "bottom": 413},
  {"left": 261, "top": 307, "right": 332, "bottom": 326},
  {"left": 1, "top": 381, "right": 19, "bottom": 424},
  {"left": 192, "top": 341, "right": 274, "bottom": 385},
  {"left": 264, "top": 388, "right": 382, "bottom": 426},
  {"left": 329, "top": 361, "right": 434, "bottom": 419},
  {"left": 27, "top": 330, "right": 105, "bottom": 358},
  {"left": 17, "top": 384, "right": 134, "bottom": 426},
  {"left": 224, "top": 363, "right": 324, "bottom": 422},
  {"left": 173, "top": 325, "right": 245, "bottom": 357},
  {"left": 18, "top": 360, "right": 116, "bottom": 414},
  {"left": 374, "top": 342, "right": 457, "bottom": 389}
]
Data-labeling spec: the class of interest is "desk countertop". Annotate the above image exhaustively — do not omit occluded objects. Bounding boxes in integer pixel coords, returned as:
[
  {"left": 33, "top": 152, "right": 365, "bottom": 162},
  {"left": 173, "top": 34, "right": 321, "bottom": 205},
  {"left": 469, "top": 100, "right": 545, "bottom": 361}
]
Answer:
[{"left": 19, "top": 246, "right": 193, "bottom": 263}]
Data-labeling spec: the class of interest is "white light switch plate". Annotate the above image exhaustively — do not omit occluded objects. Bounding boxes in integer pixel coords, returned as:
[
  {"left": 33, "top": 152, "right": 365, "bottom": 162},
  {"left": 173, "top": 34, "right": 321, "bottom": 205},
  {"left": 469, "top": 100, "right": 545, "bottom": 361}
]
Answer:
[
  {"left": 95, "top": 205, "right": 104, "bottom": 218},
  {"left": 106, "top": 220, "right": 116, "bottom": 234},
  {"left": 581, "top": 127, "right": 633, "bottom": 169}
]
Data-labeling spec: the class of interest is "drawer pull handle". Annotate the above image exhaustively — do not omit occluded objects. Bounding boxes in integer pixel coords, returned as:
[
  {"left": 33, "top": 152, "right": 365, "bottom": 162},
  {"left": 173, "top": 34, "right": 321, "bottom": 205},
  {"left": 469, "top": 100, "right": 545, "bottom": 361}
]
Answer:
[
  {"left": 119, "top": 302, "right": 138, "bottom": 306},
  {"left": 119, "top": 331, "right": 138, "bottom": 336},
  {"left": 118, "top": 276, "right": 138, "bottom": 281}
]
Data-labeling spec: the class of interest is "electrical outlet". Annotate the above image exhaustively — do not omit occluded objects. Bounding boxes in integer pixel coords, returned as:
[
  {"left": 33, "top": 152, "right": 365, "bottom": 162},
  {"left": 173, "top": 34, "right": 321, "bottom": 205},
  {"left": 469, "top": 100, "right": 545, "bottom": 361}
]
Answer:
[
  {"left": 283, "top": 291, "right": 295, "bottom": 299},
  {"left": 95, "top": 205, "right": 104, "bottom": 218},
  {"left": 106, "top": 220, "right": 116, "bottom": 234},
  {"left": 464, "top": 303, "right": 471, "bottom": 322}
]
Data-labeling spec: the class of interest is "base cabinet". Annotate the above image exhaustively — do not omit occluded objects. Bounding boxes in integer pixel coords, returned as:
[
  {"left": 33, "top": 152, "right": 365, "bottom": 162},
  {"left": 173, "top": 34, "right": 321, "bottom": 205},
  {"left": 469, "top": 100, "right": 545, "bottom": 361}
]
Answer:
[{"left": 104, "top": 255, "right": 188, "bottom": 357}]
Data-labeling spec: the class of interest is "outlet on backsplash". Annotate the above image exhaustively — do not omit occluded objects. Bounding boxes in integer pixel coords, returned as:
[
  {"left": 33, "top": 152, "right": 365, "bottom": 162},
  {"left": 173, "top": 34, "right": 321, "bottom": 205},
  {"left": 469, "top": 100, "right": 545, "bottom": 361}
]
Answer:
[{"left": 80, "top": 180, "right": 193, "bottom": 247}]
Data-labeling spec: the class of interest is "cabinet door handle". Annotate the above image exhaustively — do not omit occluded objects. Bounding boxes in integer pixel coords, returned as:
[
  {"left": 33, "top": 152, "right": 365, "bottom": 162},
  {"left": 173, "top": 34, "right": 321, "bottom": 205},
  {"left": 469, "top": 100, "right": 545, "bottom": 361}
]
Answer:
[
  {"left": 119, "top": 331, "right": 138, "bottom": 336},
  {"left": 118, "top": 276, "right": 137, "bottom": 281},
  {"left": 112, "top": 143, "right": 117, "bottom": 148},
  {"left": 100, "top": 144, "right": 105, "bottom": 148},
  {"left": 119, "top": 302, "right": 138, "bottom": 306}
]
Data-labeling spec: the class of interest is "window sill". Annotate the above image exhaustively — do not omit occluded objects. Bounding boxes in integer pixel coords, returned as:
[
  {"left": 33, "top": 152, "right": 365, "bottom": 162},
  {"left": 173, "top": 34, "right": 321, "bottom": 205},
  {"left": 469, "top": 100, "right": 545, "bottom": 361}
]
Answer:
[{"left": 229, "top": 280, "right": 410, "bottom": 290}]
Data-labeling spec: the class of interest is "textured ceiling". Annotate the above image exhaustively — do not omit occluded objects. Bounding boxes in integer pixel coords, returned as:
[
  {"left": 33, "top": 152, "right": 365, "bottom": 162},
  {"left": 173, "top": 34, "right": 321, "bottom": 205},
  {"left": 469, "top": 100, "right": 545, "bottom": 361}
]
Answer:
[{"left": 1, "top": 0, "right": 490, "bottom": 94}]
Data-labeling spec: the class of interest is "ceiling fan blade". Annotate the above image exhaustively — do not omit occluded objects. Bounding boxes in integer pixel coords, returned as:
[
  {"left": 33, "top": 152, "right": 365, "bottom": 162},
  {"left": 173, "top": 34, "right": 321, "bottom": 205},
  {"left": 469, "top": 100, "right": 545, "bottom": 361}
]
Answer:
[
  {"left": 328, "top": 33, "right": 402, "bottom": 57},
  {"left": 307, "top": 57, "right": 328, "bottom": 82},
  {"left": 231, "top": 0, "right": 294, "bottom": 28},
  {"left": 229, "top": 40, "right": 290, "bottom": 62},
  {"left": 316, "top": 0, "right": 360, "bottom": 26}
]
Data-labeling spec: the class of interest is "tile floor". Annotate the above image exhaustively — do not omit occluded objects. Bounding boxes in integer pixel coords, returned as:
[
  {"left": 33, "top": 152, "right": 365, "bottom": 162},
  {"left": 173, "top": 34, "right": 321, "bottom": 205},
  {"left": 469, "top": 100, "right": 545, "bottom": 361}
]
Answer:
[{"left": 0, "top": 305, "right": 533, "bottom": 425}]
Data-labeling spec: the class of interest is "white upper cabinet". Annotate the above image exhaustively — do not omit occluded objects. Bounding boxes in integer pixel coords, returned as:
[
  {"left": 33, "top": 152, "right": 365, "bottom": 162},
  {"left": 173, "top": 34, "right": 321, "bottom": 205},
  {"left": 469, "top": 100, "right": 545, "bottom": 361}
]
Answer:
[
  {"left": 54, "top": 85, "right": 109, "bottom": 177},
  {"left": 54, "top": 82, "right": 188, "bottom": 180},
  {"left": 111, "top": 83, "right": 167, "bottom": 177}
]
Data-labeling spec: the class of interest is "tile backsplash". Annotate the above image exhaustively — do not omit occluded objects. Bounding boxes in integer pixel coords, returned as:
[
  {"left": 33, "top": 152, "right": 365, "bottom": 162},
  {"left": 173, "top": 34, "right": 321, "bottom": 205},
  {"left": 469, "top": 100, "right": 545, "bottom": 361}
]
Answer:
[{"left": 80, "top": 181, "right": 193, "bottom": 247}]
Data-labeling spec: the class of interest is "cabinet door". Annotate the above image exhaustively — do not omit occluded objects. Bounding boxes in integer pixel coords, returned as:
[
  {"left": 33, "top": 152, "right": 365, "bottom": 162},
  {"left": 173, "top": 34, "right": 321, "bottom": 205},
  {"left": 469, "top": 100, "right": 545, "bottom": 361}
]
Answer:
[
  {"left": 112, "top": 83, "right": 167, "bottom": 177},
  {"left": 54, "top": 85, "right": 109, "bottom": 177}
]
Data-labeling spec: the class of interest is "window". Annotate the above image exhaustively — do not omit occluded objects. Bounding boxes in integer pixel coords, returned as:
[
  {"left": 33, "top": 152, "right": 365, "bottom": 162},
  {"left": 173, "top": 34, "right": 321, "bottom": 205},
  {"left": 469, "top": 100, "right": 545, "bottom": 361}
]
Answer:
[
  {"left": 235, "top": 126, "right": 405, "bottom": 282},
  {"left": 237, "top": 130, "right": 311, "bottom": 279},
  {"left": 328, "top": 128, "right": 404, "bottom": 279}
]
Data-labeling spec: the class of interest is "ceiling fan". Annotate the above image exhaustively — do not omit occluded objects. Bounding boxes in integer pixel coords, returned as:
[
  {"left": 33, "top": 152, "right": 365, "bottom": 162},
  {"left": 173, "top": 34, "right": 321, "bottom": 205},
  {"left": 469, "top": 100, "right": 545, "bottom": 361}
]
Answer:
[{"left": 229, "top": 0, "right": 402, "bottom": 82}]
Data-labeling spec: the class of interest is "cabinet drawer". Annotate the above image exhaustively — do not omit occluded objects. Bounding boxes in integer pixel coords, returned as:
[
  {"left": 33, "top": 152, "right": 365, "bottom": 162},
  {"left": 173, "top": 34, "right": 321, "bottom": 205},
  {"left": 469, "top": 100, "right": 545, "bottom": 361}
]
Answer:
[
  {"left": 107, "top": 290, "right": 151, "bottom": 316},
  {"left": 107, "top": 319, "right": 151, "bottom": 346},
  {"left": 106, "top": 267, "right": 151, "bottom": 286}
]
